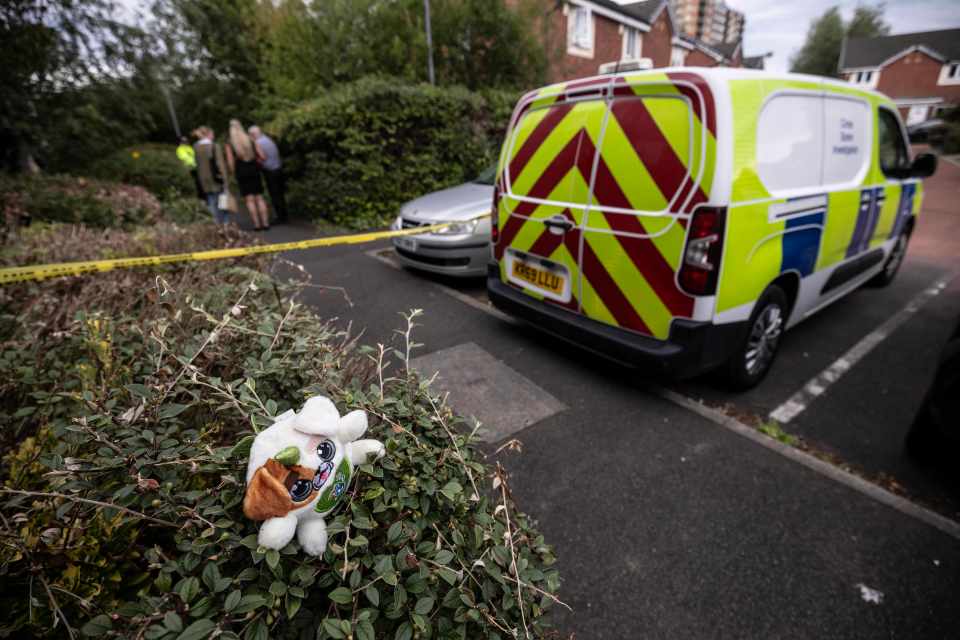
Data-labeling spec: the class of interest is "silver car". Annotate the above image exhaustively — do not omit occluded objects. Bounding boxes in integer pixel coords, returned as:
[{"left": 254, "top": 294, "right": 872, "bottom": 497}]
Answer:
[{"left": 390, "top": 166, "right": 494, "bottom": 277}]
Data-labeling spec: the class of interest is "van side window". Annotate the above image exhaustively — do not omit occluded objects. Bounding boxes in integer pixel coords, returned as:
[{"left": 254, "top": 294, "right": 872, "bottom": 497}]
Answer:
[
  {"left": 822, "top": 97, "right": 869, "bottom": 187},
  {"left": 878, "top": 109, "right": 910, "bottom": 178},
  {"left": 756, "top": 94, "right": 823, "bottom": 193}
]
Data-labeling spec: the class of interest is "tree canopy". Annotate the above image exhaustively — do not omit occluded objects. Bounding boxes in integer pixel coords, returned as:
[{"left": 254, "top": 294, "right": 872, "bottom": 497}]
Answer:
[{"left": 790, "top": 3, "right": 891, "bottom": 77}]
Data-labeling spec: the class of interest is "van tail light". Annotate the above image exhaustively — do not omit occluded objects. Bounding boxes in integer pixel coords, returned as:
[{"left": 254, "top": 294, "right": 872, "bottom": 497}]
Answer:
[
  {"left": 679, "top": 206, "right": 726, "bottom": 296},
  {"left": 491, "top": 182, "right": 501, "bottom": 245}
]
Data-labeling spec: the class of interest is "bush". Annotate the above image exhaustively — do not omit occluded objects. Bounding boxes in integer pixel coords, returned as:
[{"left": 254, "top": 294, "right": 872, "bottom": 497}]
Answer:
[
  {"left": 0, "top": 174, "right": 210, "bottom": 235},
  {"left": 0, "top": 174, "right": 166, "bottom": 230},
  {"left": 0, "top": 224, "right": 561, "bottom": 639},
  {"left": 88, "top": 144, "right": 197, "bottom": 201},
  {"left": 269, "top": 77, "right": 519, "bottom": 229}
]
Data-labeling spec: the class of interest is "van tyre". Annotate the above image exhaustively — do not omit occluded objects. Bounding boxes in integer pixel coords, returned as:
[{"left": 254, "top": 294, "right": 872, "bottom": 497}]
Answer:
[
  {"left": 723, "top": 286, "right": 788, "bottom": 390},
  {"left": 869, "top": 231, "right": 909, "bottom": 287}
]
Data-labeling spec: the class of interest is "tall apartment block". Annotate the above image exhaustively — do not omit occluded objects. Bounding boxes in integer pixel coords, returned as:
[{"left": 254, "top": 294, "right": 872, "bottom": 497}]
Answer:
[{"left": 670, "top": 0, "right": 744, "bottom": 45}]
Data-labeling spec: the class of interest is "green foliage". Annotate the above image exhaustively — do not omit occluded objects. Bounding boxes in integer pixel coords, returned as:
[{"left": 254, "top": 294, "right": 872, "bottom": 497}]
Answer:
[
  {"left": 791, "top": 4, "right": 891, "bottom": 77},
  {"left": 88, "top": 144, "right": 197, "bottom": 201},
  {"left": 270, "top": 77, "right": 517, "bottom": 228},
  {"left": 258, "top": 0, "right": 545, "bottom": 103},
  {"left": 758, "top": 422, "right": 799, "bottom": 446},
  {"left": 0, "top": 174, "right": 165, "bottom": 228},
  {"left": 0, "top": 224, "right": 560, "bottom": 638}
]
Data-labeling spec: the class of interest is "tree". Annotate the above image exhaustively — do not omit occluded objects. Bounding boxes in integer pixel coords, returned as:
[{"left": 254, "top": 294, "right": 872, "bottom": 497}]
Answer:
[
  {"left": 790, "top": 3, "right": 891, "bottom": 77},
  {"left": 0, "top": 0, "right": 144, "bottom": 171}
]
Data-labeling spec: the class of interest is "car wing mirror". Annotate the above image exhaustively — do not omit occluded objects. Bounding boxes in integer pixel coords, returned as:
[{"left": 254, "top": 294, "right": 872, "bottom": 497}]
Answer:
[{"left": 910, "top": 153, "right": 937, "bottom": 179}]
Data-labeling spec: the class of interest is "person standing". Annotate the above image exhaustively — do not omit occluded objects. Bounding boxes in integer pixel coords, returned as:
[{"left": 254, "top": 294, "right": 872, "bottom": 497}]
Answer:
[
  {"left": 176, "top": 135, "right": 204, "bottom": 201},
  {"left": 225, "top": 119, "right": 270, "bottom": 231},
  {"left": 194, "top": 127, "right": 231, "bottom": 225},
  {"left": 249, "top": 125, "right": 287, "bottom": 224}
]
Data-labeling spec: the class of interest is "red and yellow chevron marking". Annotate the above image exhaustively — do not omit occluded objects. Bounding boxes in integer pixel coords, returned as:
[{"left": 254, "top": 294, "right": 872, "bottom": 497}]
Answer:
[{"left": 495, "top": 73, "right": 717, "bottom": 340}]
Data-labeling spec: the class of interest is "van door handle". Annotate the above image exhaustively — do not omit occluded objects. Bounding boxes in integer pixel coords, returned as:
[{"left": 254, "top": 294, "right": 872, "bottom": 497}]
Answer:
[{"left": 543, "top": 216, "right": 574, "bottom": 234}]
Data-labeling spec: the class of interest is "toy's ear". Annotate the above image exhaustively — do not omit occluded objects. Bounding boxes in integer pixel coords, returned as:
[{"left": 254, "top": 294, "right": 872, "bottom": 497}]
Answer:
[
  {"left": 243, "top": 459, "right": 292, "bottom": 521},
  {"left": 339, "top": 410, "right": 368, "bottom": 442}
]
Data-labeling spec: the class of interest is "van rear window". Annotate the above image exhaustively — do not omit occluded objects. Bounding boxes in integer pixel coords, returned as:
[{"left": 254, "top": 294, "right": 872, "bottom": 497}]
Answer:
[{"left": 757, "top": 94, "right": 823, "bottom": 193}]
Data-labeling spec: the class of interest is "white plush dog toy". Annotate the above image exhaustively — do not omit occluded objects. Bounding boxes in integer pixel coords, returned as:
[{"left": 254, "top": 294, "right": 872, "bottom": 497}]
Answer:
[{"left": 243, "top": 396, "right": 385, "bottom": 556}]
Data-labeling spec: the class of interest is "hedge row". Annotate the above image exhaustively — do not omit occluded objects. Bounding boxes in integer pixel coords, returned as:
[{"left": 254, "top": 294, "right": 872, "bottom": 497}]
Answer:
[
  {"left": 0, "top": 223, "right": 560, "bottom": 639},
  {"left": 269, "top": 77, "right": 518, "bottom": 229}
]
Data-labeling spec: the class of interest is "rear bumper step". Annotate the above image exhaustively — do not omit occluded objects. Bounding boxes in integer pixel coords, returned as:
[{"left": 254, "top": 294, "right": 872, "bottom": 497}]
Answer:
[{"left": 487, "top": 264, "right": 747, "bottom": 378}]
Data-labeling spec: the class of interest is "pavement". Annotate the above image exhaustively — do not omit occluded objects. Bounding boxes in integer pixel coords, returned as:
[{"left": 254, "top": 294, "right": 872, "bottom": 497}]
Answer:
[{"left": 234, "top": 159, "right": 960, "bottom": 638}]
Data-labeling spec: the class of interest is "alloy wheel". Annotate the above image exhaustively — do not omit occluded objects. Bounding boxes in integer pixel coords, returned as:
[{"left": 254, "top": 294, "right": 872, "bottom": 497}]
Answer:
[{"left": 745, "top": 304, "right": 783, "bottom": 376}]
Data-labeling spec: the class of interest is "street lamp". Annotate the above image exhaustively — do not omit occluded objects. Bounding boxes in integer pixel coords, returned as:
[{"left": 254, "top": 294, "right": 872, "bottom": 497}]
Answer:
[{"left": 424, "top": 0, "right": 435, "bottom": 85}]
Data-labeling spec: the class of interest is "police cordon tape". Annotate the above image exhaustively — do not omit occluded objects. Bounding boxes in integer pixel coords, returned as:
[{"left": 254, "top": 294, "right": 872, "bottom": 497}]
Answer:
[{"left": 0, "top": 216, "right": 490, "bottom": 285}]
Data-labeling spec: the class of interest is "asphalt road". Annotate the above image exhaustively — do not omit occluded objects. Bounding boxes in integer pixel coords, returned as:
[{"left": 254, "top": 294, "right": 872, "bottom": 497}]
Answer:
[{"left": 242, "top": 158, "right": 960, "bottom": 638}]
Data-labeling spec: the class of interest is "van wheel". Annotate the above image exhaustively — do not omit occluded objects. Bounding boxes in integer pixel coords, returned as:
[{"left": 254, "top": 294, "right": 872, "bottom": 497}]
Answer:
[
  {"left": 869, "top": 232, "right": 909, "bottom": 287},
  {"left": 723, "top": 286, "right": 788, "bottom": 390}
]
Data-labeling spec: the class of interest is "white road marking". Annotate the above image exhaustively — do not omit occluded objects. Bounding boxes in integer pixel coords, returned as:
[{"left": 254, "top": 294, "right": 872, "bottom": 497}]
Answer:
[
  {"left": 770, "top": 272, "right": 958, "bottom": 424},
  {"left": 656, "top": 387, "right": 960, "bottom": 541}
]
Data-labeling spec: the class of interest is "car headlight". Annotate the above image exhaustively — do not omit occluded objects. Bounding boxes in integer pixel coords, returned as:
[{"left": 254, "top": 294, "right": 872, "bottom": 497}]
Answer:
[
  {"left": 390, "top": 215, "right": 403, "bottom": 231},
  {"left": 433, "top": 215, "right": 486, "bottom": 235}
]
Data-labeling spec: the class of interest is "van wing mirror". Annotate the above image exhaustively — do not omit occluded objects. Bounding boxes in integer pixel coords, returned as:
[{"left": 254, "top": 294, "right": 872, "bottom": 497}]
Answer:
[{"left": 911, "top": 153, "right": 937, "bottom": 178}]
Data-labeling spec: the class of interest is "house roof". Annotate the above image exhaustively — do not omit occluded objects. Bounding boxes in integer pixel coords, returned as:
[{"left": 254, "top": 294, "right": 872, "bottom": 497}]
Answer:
[
  {"left": 743, "top": 55, "right": 766, "bottom": 70},
  {"left": 620, "top": 0, "right": 667, "bottom": 23},
  {"left": 840, "top": 29, "right": 960, "bottom": 69},
  {"left": 713, "top": 40, "right": 742, "bottom": 60}
]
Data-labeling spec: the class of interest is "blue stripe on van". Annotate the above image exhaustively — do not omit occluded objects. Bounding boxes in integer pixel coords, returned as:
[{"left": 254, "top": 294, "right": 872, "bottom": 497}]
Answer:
[
  {"left": 846, "top": 187, "right": 883, "bottom": 257},
  {"left": 781, "top": 211, "right": 824, "bottom": 278},
  {"left": 890, "top": 182, "right": 916, "bottom": 239}
]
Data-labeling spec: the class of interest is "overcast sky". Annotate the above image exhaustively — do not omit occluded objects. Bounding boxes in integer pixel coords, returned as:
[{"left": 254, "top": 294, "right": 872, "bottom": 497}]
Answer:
[{"left": 686, "top": 0, "right": 960, "bottom": 72}]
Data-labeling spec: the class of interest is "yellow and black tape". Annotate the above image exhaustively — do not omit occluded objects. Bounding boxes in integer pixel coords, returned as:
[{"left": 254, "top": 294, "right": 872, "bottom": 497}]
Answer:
[{"left": 0, "top": 218, "right": 489, "bottom": 285}]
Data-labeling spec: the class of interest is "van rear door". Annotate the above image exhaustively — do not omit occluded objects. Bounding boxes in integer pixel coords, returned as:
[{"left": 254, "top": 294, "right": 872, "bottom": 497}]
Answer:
[{"left": 495, "top": 73, "right": 715, "bottom": 340}]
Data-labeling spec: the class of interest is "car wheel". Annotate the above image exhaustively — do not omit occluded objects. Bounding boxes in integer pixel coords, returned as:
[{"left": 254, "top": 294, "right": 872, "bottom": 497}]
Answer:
[
  {"left": 723, "top": 286, "right": 788, "bottom": 390},
  {"left": 869, "top": 232, "right": 909, "bottom": 287}
]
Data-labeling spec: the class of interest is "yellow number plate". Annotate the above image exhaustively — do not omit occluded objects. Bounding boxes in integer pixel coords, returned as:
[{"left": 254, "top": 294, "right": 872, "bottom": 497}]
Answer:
[{"left": 511, "top": 260, "right": 565, "bottom": 296}]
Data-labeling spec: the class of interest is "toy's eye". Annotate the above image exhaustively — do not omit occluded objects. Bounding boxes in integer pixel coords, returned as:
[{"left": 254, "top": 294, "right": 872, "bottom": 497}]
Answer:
[
  {"left": 289, "top": 479, "right": 313, "bottom": 502},
  {"left": 317, "top": 440, "right": 336, "bottom": 461}
]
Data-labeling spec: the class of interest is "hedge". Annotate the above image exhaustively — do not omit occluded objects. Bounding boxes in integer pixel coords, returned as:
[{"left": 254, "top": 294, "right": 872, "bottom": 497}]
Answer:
[
  {"left": 0, "top": 223, "right": 561, "bottom": 639},
  {"left": 269, "top": 77, "right": 519, "bottom": 229},
  {"left": 88, "top": 144, "right": 197, "bottom": 201}
]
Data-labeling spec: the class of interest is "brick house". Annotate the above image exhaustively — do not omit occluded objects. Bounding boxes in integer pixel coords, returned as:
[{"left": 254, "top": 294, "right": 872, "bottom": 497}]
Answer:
[
  {"left": 839, "top": 29, "right": 960, "bottom": 125},
  {"left": 513, "top": 0, "right": 743, "bottom": 83}
]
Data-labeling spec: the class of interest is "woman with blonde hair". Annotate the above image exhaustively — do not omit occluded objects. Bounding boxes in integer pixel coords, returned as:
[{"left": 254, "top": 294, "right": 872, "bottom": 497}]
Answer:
[{"left": 225, "top": 119, "right": 270, "bottom": 231}]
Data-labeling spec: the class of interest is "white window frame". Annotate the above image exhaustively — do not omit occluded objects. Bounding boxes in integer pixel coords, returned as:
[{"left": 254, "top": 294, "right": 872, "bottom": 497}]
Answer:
[
  {"left": 622, "top": 27, "right": 640, "bottom": 60},
  {"left": 670, "top": 46, "right": 687, "bottom": 67},
  {"left": 938, "top": 62, "right": 960, "bottom": 86},
  {"left": 567, "top": 5, "right": 594, "bottom": 58},
  {"left": 847, "top": 68, "right": 879, "bottom": 89}
]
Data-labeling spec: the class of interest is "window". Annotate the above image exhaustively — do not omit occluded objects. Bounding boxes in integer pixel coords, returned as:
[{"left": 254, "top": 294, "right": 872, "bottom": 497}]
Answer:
[
  {"left": 938, "top": 62, "right": 960, "bottom": 86},
  {"left": 623, "top": 28, "right": 639, "bottom": 60},
  {"left": 877, "top": 108, "right": 910, "bottom": 179},
  {"left": 568, "top": 6, "right": 593, "bottom": 54},
  {"left": 850, "top": 70, "right": 877, "bottom": 87},
  {"left": 756, "top": 94, "right": 823, "bottom": 193},
  {"left": 822, "top": 97, "right": 870, "bottom": 187},
  {"left": 671, "top": 47, "right": 687, "bottom": 67}
]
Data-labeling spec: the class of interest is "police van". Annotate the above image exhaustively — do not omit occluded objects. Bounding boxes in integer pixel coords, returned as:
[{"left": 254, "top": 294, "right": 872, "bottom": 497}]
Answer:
[{"left": 487, "top": 68, "right": 937, "bottom": 388}]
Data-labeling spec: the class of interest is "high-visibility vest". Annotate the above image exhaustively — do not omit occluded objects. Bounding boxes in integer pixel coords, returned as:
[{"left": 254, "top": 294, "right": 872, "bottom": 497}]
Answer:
[{"left": 176, "top": 144, "right": 196, "bottom": 169}]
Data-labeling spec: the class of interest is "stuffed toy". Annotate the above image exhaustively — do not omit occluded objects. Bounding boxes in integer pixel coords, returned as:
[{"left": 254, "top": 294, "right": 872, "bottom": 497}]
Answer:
[{"left": 243, "top": 396, "right": 385, "bottom": 556}]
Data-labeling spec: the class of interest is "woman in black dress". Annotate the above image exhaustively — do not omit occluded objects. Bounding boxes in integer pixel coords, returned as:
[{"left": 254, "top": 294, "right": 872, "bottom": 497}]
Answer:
[{"left": 226, "top": 119, "right": 270, "bottom": 231}]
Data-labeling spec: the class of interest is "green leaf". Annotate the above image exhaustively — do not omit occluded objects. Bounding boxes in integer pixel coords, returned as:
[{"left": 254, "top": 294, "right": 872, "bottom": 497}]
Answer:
[
  {"left": 265, "top": 549, "right": 280, "bottom": 569},
  {"left": 163, "top": 612, "right": 183, "bottom": 632},
  {"left": 231, "top": 435, "right": 255, "bottom": 460},
  {"left": 269, "top": 581, "right": 287, "bottom": 596},
  {"left": 244, "top": 618, "right": 268, "bottom": 640},
  {"left": 273, "top": 446, "right": 300, "bottom": 466},
  {"left": 439, "top": 480, "right": 462, "bottom": 501},
  {"left": 160, "top": 403, "right": 189, "bottom": 419},
  {"left": 285, "top": 593, "right": 302, "bottom": 619},
  {"left": 201, "top": 562, "right": 221, "bottom": 592},
  {"left": 394, "top": 621, "right": 413, "bottom": 640},
  {"left": 414, "top": 596, "right": 435, "bottom": 615},
  {"left": 321, "top": 619, "right": 346, "bottom": 639},
  {"left": 364, "top": 586, "right": 379, "bottom": 606},
  {"left": 355, "top": 620, "right": 376, "bottom": 640},
  {"left": 125, "top": 383, "right": 152, "bottom": 399},
  {"left": 224, "top": 590, "right": 242, "bottom": 612},
  {"left": 232, "top": 594, "right": 267, "bottom": 614},
  {"left": 387, "top": 521, "right": 403, "bottom": 544},
  {"left": 81, "top": 614, "right": 113, "bottom": 637},
  {"left": 175, "top": 619, "right": 215, "bottom": 640},
  {"left": 433, "top": 549, "right": 454, "bottom": 565},
  {"left": 329, "top": 586, "right": 353, "bottom": 605}
]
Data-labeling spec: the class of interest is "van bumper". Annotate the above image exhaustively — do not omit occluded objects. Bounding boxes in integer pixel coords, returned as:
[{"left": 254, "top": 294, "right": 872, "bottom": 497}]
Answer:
[{"left": 487, "top": 265, "right": 747, "bottom": 378}]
